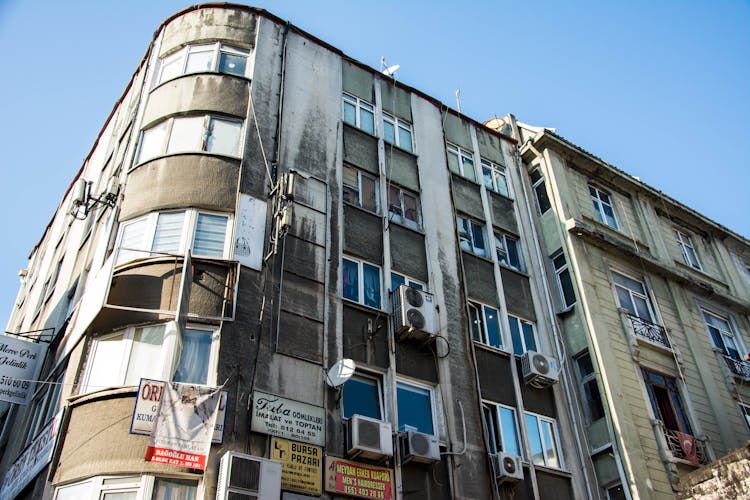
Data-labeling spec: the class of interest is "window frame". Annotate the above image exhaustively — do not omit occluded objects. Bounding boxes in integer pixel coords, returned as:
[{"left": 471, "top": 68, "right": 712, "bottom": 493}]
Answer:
[
  {"left": 589, "top": 185, "right": 619, "bottom": 229},
  {"left": 524, "top": 411, "right": 564, "bottom": 469},
  {"left": 154, "top": 41, "right": 252, "bottom": 86},
  {"left": 342, "top": 256, "right": 382, "bottom": 309},
  {"left": 573, "top": 351, "right": 605, "bottom": 424},
  {"left": 387, "top": 184, "right": 422, "bottom": 230},
  {"left": 342, "top": 165, "right": 380, "bottom": 214},
  {"left": 552, "top": 251, "right": 576, "bottom": 308},
  {"left": 529, "top": 168, "right": 551, "bottom": 215},
  {"left": 457, "top": 215, "right": 487, "bottom": 257},
  {"left": 675, "top": 229, "right": 703, "bottom": 271},
  {"left": 641, "top": 368, "right": 693, "bottom": 434},
  {"left": 701, "top": 307, "right": 745, "bottom": 361},
  {"left": 390, "top": 272, "right": 425, "bottom": 293},
  {"left": 611, "top": 270, "right": 656, "bottom": 323},
  {"left": 24, "top": 370, "right": 65, "bottom": 448},
  {"left": 740, "top": 403, "right": 750, "bottom": 434},
  {"left": 507, "top": 314, "right": 538, "bottom": 355},
  {"left": 135, "top": 114, "right": 243, "bottom": 165},
  {"left": 53, "top": 475, "right": 199, "bottom": 500},
  {"left": 494, "top": 231, "right": 524, "bottom": 272},
  {"left": 481, "top": 159, "right": 511, "bottom": 198},
  {"left": 382, "top": 111, "right": 414, "bottom": 152},
  {"left": 446, "top": 144, "right": 477, "bottom": 182},
  {"left": 469, "top": 301, "right": 503, "bottom": 350},
  {"left": 342, "top": 372, "right": 385, "bottom": 421},
  {"left": 342, "top": 92, "right": 375, "bottom": 135},
  {"left": 396, "top": 379, "right": 438, "bottom": 436},
  {"left": 482, "top": 402, "right": 522, "bottom": 458}
]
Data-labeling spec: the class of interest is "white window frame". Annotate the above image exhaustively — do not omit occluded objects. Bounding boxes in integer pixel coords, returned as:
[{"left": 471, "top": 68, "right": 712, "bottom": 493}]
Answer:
[
  {"left": 135, "top": 114, "right": 244, "bottom": 164},
  {"left": 387, "top": 185, "right": 422, "bottom": 230},
  {"left": 24, "top": 371, "right": 64, "bottom": 448},
  {"left": 457, "top": 215, "right": 487, "bottom": 257},
  {"left": 115, "top": 209, "right": 233, "bottom": 264},
  {"left": 343, "top": 165, "right": 380, "bottom": 214},
  {"left": 494, "top": 231, "right": 524, "bottom": 272},
  {"left": 701, "top": 307, "right": 745, "bottom": 361},
  {"left": 675, "top": 229, "right": 703, "bottom": 271},
  {"left": 552, "top": 251, "right": 576, "bottom": 308},
  {"left": 483, "top": 402, "right": 522, "bottom": 457},
  {"left": 342, "top": 372, "right": 385, "bottom": 421},
  {"left": 446, "top": 143, "right": 477, "bottom": 182},
  {"left": 481, "top": 159, "right": 511, "bottom": 198},
  {"left": 507, "top": 314, "right": 538, "bottom": 355},
  {"left": 469, "top": 301, "right": 503, "bottom": 350},
  {"left": 342, "top": 92, "right": 375, "bottom": 134},
  {"left": 573, "top": 351, "right": 605, "bottom": 424},
  {"left": 589, "top": 185, "right": 619, "bottom": 229},
  {"left": 54, "top": 475, "right": 199, "bottom": 500},
  {"left": 396, "top": 379, "right": 438, "bottom": 436},
  {"left": 154, "top": 42, "right": 252, "bottom": 86},
  {"left": 342, "top": 256, "right": 382, "bottom": 309},
  {"left": 611, "top": 270, "right": 656, "bottom": 323},
  {"left": 530, "top": 168, "right": 551, "bottom": 214},
  {"left": 524, "top": 411, "right": 564, "bottom": 469},
  {"left": 390, "top": 272, "right": 426, "bottom": 292},
  {"left": 382, "top": 111, "right": 414, "bottom": 152}
]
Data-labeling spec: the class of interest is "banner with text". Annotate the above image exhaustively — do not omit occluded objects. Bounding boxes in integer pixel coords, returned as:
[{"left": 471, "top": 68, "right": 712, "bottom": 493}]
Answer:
[
  {"left": 0, "top": 335, "right": 46, "bottom": 405},
  {"left": 271, "top": 437, "right": 322, "bottom": 495},
  {"left": 324, "top": 457, "right": 393, "bottom": 500},
  {"left": 131, "top": 379, "right": 227, "bottom": 443},
  {"left": 251, "top": 391, "right": 325, "bottom": 446},
  {"left": 145, "top": 382, "right": 220, "bottom": 470}
]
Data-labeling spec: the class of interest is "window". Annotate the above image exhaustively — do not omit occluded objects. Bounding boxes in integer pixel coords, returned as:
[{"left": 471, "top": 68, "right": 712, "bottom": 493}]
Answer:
[
  {"left": 507, "top": 315, "right": 537, "bottom": 355},
  {"left": 482, "top": 159, "right": 510, "bottom": 197},
  {"left": 116, "top": 209, "right": 231, "bottom": 264},
  {"left": 589, "top": 185, "right": 618, "bottom": 229},
  {"left": 469, "top": 302, "right": 502, "bottom": 349},
  {"left": 552, "top": 251, "right": 576, "bottom": 308},
  {"left": 604, "top": 483, "right": 627, "bottom": 500},
  {"left": 342, "top": 92, "right": 375, "bottom": 134},
  {"left": 642, "top": 369, "right": 692, "bottom": 434},
  {"left": 343, "top": 165, "right": 380, "bottom": 214},
  {"left": 388, "top": 185, "right": 421, "bottom": 230},
  {"left": 54, "top": 475, "right": 197, "bottom": 500},
  {"left": 701, "top": 308, "right": 743, "bottom": 361},
  {"left": 612, "top": 271, "right": 655, "bottom": 322},
  {"left": 136, "top": 115, "right": 242, "bottom": 164},
  {"left": 483, "top": 403, "right": 521, "bottom": 457},
  {"left": 382, "top": 112, "right": 413, "bottom": 152},
  {"left": 525, "top": 412, "right": 562, "bottom": 468},
  {"left": 154, "top": 42, "right": 251, "bottom": 85},
  {"left": 574, "top": 351, "right": 605, "bottom": 424},
  {"left": 675, "top": 229, "right": 702, "bottom": 270},
  {"left": 342, "top": 257, "right": 382, "bottom": 309},
  {"left": 83, "top": 323, "right": 218, "bottom": 393},
  {"left": 24, "top": 371, "right": 64, "bottom": 447},
  {"left": 494, "top": 232, "right": 523, "bottom": 271},
  {"left": 446, "top": 144, "right": 476, "bottom": 182},
  {"left": 396, "top": 381, "right": 436, "bottom": 435},
  {"left": 530, "top": 168, "right": 551, "bottom": 214},
  {"left": 457, "top": 216, "right": 486, "bottom": 257},
  {"left": 342, "top": 374, "right": 383, "bottom": 420},
  {"left": 390, "top": 272, "right": 425, "bottom": 292}
]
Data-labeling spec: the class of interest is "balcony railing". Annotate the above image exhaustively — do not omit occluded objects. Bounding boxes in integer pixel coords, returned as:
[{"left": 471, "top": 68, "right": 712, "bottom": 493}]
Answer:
[
  {"left": 662, "top": 427, "right": 709, "bottom": 466},
  {"left": 720, "top": 354, "right": 750, "bottom": 380},
  {"left": 626, "top": 314, "right": 671, "bottom": 349}
]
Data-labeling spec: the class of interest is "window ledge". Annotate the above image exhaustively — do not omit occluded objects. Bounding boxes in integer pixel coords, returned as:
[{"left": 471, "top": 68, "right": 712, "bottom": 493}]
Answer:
[
  {"left": 343, "top": 121, "right": 379, "bottom": 142},
  {"left": 556, "top": 304, "right": 576, "bottom": 317},
  {"left": 130, "top": 151, "right": 242, "bottom": 172},
  {"left": 342, "top": 297, "right": 385, "bottom": 315},
  {"left": 531, "top": 464, "right": 572, "bottom": 478},
  {"left": 498, "top": 264, "right": 529, "bottom": 278},
  {"left": 151, "top": 71, "right": 252, "bottom": 92},
  {"left": 487, "top": 189, "right": 514, "bottom": 203},
  {"left": 383, "top": 141, "right": 417, "bottom": 158},
  {"left": 450, "top": 171, "right": 483, "bottom": 189},
  {"left": 473, "top": 341, "right": 511, "bottom": 358},
  {"left": 69, "top": 386, "right": 138, "bottom": 407},
  {"left": 343, "top": 201, "right": 381, "bottom": 219},
  {"left": 386, "top": 216, "right": 424, "bottom": 235},
  {"left": 459, "top": 249, "right": 494, "bottom": 265},
  {"left": 673, "top": 260, "right": 728, "bottom": 290}
]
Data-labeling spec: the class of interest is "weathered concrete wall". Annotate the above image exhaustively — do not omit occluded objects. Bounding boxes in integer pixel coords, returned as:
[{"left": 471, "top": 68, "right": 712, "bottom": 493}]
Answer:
[{"left": 677, "top": 442, "right": 750, "bottom": 499}]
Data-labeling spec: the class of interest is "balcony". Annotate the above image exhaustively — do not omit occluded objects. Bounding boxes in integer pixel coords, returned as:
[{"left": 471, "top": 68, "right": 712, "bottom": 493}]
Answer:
[
  {"left": 625, "top": 313, "right": 671, "bottom": 350},
  {"left": 661, "top": 427, "right": 709, "bottom": 466},
  {"left": 719, "top": 354, "right": 750, "bottom": 380}
]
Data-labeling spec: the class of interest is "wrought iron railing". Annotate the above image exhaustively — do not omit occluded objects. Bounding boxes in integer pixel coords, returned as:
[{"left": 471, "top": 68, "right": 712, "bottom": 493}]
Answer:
[
  {"left": 626, "top": 314, "right": 671, "bottom": 349},
  {"left": 720, "top": 354, "right": 750, "bottom": 380},
  {"left": 661, "top": 427, "right": 709, "bottom": 465}
]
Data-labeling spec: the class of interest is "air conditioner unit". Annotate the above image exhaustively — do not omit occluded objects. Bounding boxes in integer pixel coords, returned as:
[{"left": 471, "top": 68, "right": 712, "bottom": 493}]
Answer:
[
  {"left": 392, "top": 285, "right": 437, "bottom": 342},
  {"left": 216, "top": 452, "right": 282, "bottom": 500},
  {"left": 492, "top": 452, "right": 524, "bottom": 483},
  {"left": 521, "top": 351, "right": 559, "bottom": 388},
  {"left": 347, "top": 414, "right": 394, "bottom": 461},
  {"left": 401, "top": 430, "right": 441, "bottom": 464}
]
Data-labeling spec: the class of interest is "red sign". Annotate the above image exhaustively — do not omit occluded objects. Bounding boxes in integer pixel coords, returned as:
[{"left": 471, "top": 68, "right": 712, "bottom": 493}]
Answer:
[
  {"left": 325, "top": 457, "right": 393, "bottom": 500},
  {"left": 144, "top": 447, "right": 207, "bottom": 469}
]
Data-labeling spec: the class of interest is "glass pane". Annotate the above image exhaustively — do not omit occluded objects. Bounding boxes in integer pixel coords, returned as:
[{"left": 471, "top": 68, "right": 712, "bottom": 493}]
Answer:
[
  {"left": 390, "top": 273, "right": 405, "bottom": 292},
  {"left": 469, "top": 304, "right": 482, "bottom": 342},
  {"left": 541, "top": 421, "right": 560, "bottom": 468},
  {"left": 559, "top": 268, "right": 576, "bottom": 307},
  {"left": 535, "top": 184, "right": 551, "bottom": 213},
  {"left": 193, "top": 213, "right": 228, "bottom": 257},
  {"left": 525, "top": 414, "right": 544, "bottom": 465},
  {"left": 633, "top": 297, "right": 652, "bottom": 321},
  {"left": 138, "top": 121, "right": 169, "bottom": 162},
  {"left": 152, "top": 212, "right": 185, "bottom": 254},
  {"left": 482, "top": 166, "right": 494, "bottom": 190},
  {"left": 484, "top": 307, "right": 501, "bottom": 349},
  {"left": 87, "top": 333, "right": 126, "bottom": 390},
  {"left": 507, "top": 239, "right": 520, "bottom": 269},
  {"left": 342, "top": 377, "right": 380, "bottom": 419},
  {"left": 360, "top": 175, "right": 378, "bottom": 213},
  {"left": 343, "top": 101, "right": 356, "bottom": 125},
  {"left": 157, "top": 52, "right": 183, "bottom": 84},
  {"left": 470, "top": 223, "right": 485, "bottom": 256},
  {"left": 185, "top": 47, "right": 213, "bottom": 73},
  {"left": 576, "top": 353, "right": 594, "bottom": 376},
  {"left": 360, "top": 109, "right": 375, "bottom": 134},
  {"left": 403, "top": 193, "right": 419, "bottom": 228},
  {"left": 494, "top": 171, "right": 509, "bottom": 197},
  {"left": 125, "top": 325, "right": 165, "bottom": 385},
  {"left": 342, "top": 259, "right": 359, "bottom": 302},
  {"left": 397, "top": 384, "right": 433, "bottom": 434},
  {"left": 615, "top": 287, "right": 635, "bottom": 316},
  {"left": 499, "top": 407, "right": 520, "bottom": 456},
  {"left": 388, "top": 185, "right": 402, "bottom": 220},
  {"left": 206, "top": 118, "right": 241, "bottom": 156},
  {"left": 118, "top": 218, "right": 148, "bottom": 263},
  {"left": 174, "top": 329, "right": 212, "bottom": 385},
  {"left": 495, "top": 234, "right": 508, "bottom": 266},
  {"left": 522, "top": 322, "right": 536, "bottom": 352},
  {"left": 218, "top": 52, "right": 246, "bottom": 76},
  {"left": 362, "top": 263, "right": 381, "bottom": 308},
  {"left": 509, "top": 318, "right": 523, "bottom": 355},
  {"left": 102, "top": 492, "right": 137, "bottom": 500},
  {"left": 462, "top": 156, "right": 476, "bottom": 182},
  {"left": 398, "top": 126, "right": 413, "bottom": 152},
  {"left": 167, "top": 116, "right": 203, "bottom": 153},
  {"left": 483, "top": 406, "right": 498, "bottom": 453},
  {"left": 457, "top": 217, "right": 472, "bottom": 252},
  {"left": 383, "top": 121, "right": 395, "bottom": 144},
  {"left": 447, "top": 150, "right": 460, "bottom": 174},
  {"left": 152, "top": 479, "right": 197, "bottom": 500},
  {"left": 603, "top": 204, "right": 617, "bottom": 227},
  {"left": 55, "top": 481, "right": 93, "bottom": 500}
]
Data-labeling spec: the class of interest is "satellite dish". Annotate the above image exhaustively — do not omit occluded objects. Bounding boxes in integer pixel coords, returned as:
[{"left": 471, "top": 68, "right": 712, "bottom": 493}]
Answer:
[
  {"left": 325, "top": 358, "right": 356, "bottom": 388},
  {"left": 382, "top": 64, "right": 400, "bottom": 77}
]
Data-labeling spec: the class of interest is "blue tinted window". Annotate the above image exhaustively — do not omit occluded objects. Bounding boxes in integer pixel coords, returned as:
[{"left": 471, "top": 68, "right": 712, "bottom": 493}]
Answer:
[
  {"left": 343, "top": 376, "right": 381, "bottom": 419},
  {"left": 397, "top": 383, "right": 433, "bottom": 434}
]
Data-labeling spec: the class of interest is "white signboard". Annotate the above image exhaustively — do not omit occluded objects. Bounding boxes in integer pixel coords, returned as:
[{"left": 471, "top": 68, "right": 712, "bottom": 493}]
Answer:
[
  {"left": 251, "top": 391, "right": 325, "bottom": 446},
  {"left": 0, "top": 335, "right": 46, "bottom": 405},
  {"left": 234, "top": 194, "right": 267, "bottom": 271},
  {"left": 131, "top": 379, "right": 227, "bottom": 444},
  {"left": 0, "top": 409, "right": 63, "bottom": 500}
]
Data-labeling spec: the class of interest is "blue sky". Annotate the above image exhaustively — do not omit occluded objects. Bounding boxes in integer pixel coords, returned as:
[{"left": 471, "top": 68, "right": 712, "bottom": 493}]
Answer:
[{"left": 0, "top": 0, "right": 748, "bottom": 323}]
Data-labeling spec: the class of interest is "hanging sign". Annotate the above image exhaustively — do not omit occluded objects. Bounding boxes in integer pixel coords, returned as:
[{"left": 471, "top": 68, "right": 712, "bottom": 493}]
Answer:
[
  {"left": 251, "top": 391, "right": 325, "bottom": 446},
  {"left": 271, "top": 437, "right": 322, "bottom": 495},
  {"left": 0, "top": 335, "right": 46, "bottom": 405},
  {"left": 234, "top": 194, "right": 267, "bottom": 270}
]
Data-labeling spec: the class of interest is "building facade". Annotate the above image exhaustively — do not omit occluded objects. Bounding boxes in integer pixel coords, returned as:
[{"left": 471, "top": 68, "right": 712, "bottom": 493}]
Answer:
[{"left": 508, "top": 118, "right": 750, "bottom": 499}]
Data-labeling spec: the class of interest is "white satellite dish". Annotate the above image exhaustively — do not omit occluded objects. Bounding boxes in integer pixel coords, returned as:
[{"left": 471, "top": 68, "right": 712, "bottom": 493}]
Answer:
[
  {"left": 325, "top": 358, "right": 356, "bottom": 388},
  {"left": 382, "top": 64, "right": 400, "bottom": 77}
]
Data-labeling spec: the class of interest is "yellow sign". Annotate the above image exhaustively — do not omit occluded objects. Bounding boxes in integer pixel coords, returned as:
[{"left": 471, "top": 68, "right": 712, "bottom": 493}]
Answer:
[{"left": 271, "top": 437, "right": 322, "bottom": 495}]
